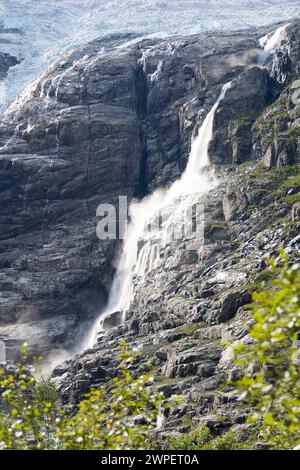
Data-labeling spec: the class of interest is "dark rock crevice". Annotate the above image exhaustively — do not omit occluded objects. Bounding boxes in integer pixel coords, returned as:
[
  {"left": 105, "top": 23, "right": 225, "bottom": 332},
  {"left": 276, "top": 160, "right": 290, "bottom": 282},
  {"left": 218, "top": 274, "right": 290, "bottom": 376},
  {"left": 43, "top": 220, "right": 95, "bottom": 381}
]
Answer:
[{"left": 134, "top": 59, "right": 149, "bottom": 198}]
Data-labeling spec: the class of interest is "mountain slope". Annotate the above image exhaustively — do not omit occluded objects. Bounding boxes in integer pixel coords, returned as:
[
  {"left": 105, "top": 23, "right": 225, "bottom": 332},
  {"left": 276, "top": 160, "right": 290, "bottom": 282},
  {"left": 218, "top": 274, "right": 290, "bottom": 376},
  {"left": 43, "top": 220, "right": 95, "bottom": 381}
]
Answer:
[
  {"left": 0, "top": 18, "right": 299, "bottom": 435},
  {"left": 0, "top": 21, "right": 290, "bottom": 358}
]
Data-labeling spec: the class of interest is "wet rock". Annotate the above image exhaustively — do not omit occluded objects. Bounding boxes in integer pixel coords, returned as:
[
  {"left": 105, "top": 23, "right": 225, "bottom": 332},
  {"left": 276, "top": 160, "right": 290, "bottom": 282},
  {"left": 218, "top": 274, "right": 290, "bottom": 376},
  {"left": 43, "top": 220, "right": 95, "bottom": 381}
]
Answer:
[
  {"left": 52, "top": 364, "right": 69, "bottom": 377},
  {"left": 210, "top": 66, "right": 269, "bottom": 164},
  {"left": 75, "top": 377, "right": 91, "bottom": 395}
]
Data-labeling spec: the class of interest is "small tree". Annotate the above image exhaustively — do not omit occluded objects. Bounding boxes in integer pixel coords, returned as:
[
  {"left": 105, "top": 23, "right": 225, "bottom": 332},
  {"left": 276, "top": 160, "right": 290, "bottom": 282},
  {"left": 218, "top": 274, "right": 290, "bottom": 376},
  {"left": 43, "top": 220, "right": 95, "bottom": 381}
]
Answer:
[
  {"left": 0, "top": 342, "right": 164, "bottom": 450},
  {"left": 0, "top": 344, "right": 58, "bottom": 450},
  {"left": 234, "top": 253, "right": 300, "bottom": 449}
]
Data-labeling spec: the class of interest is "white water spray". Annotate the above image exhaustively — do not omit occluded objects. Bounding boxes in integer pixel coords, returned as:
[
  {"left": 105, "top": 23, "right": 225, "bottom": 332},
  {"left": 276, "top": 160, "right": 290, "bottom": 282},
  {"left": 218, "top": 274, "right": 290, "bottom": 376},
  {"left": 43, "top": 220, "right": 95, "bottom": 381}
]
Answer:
[
  {"left": 258, "top": 23, "right": 290, "bottom": 66},
  {"left": 83, "top": 81, "right": 232, "bottom": 350}
]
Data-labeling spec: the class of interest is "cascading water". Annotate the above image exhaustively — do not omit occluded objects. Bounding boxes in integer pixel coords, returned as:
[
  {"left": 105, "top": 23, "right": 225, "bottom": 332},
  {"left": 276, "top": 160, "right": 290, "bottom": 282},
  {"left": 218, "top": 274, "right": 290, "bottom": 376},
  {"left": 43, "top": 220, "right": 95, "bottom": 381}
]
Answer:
[
  {"left": 83, "top": 81, "right": 232, "bottom": 350},
  {"left": 258, "top": 23, "right": 290, "bottom": 66}
]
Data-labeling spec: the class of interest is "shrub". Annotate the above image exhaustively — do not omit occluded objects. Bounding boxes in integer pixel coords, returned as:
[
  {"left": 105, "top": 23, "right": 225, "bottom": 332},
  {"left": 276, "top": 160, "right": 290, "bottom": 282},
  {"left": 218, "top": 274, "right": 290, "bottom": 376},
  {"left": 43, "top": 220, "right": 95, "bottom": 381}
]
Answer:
[
  {"left": 168, "top": 426, "right": 243, "bottom": 450},
  {"left": 0, "top": 343, "right": 164, "bottom": 450},
  {"left": 234, "top": 253, "right": 300, "bottom": 450},
  {"left": 0, "top": 344, "right": 59, "bottom": 450}
]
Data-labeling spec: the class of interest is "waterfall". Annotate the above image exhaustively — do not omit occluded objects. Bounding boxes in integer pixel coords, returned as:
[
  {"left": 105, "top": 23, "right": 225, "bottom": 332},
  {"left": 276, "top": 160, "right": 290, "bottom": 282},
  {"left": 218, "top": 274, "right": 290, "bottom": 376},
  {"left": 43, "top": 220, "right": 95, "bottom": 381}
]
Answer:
[
  {"left": 83, "top": 81, "right": 232, "bottom": 350},
  {"left": 185, "top": 82, "right": 232, "bottom": 174},
  {"left": 258, "top": 24, "right": 290, "bottom": 66}
]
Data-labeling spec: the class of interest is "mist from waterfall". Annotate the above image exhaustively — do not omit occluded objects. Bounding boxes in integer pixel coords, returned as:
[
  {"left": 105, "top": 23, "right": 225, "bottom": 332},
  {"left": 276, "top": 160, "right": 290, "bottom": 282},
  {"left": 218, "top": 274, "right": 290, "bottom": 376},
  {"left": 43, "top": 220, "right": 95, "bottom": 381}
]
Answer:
[{"left": 83, "top": 81, "right": 232, "bottom": 351}]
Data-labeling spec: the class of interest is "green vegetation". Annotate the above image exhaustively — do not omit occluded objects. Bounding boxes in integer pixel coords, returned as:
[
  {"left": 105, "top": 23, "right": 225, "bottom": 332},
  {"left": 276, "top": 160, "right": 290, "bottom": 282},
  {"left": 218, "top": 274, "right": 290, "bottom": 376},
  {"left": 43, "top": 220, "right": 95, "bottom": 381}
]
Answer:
[
  {"left": 243, "top": 162, "right": 300, "bottom": 209},
  {"left": 276, "top": 172, "right": 300, "bottom": 191},
  {"left": 0, "top": 343, "right": 164, "bottom": 450},
  {"left": 0, "top": 344, "right": 59, "bottom": 450},
  {"left": 249, "top": 162, "right": 300, "bottom": 182},
  {"left": 168, "top": 426, "right": 243, "bottom": 450},
  {"left": 281, "top": 192, "right": 300, "bottom": 205},
  {"left": 234, "top": 253, "right": 300, "bottom": 450},
  {"left": 242, "top": 268, "right": 279, "bottom": 294},
  {"left": 288, "top": 79, "right": 300, "bottom": 91},
  {"left": 233, "top": 110, "right": 264, "bottom": 127},
  {"left": 273, "top": 169, "right": 300, "bottom": 206},
  {"left": 251, "top": 84, "right": 300, "bottom": 146},
  {"left": 173, "top": 324, "right": 199, "bottom": 336},
  {"left": 1, "top": 253, "right": 300, "bottom": 450},
  {"left": 285, "top": 126, "right": 300, "bottom": 144}
]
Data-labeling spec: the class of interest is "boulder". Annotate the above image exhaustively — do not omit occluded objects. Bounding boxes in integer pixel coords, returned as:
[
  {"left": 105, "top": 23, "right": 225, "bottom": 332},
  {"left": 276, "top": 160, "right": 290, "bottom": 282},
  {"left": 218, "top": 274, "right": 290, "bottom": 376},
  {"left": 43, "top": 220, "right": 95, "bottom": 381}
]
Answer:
[
  {"left": 206, "top": 290, "right": 252, "bottom": 325},
  {"left": 163, "top": 345, "right": 221, "bottom": 379},
  {"left": 0, "top": 52, "right": 19, "bottom": 80},
  {"left": 102, "top": 311, "right": 123, "bottom": 330},
  {"left": 223, "top": 186, "right": 249, "bottom": 222},
  {"left": 292, "top": 202, "right": 300, "bottom": 222}
]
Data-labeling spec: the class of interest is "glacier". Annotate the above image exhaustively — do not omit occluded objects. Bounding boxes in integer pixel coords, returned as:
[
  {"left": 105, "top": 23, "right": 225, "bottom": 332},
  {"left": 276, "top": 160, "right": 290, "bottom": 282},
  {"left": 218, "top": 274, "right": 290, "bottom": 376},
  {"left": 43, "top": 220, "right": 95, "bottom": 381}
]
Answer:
[{"left": 0, "top": 0, "right": 300, "bottom": 112}]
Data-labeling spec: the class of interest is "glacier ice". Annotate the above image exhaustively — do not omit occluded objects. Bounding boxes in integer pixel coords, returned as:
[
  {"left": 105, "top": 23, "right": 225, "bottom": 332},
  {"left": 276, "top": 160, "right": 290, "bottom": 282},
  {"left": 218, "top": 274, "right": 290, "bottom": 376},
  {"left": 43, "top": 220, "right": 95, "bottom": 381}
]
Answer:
[{"left": 0, "top": 0, "right": 299, "bottom": 112}]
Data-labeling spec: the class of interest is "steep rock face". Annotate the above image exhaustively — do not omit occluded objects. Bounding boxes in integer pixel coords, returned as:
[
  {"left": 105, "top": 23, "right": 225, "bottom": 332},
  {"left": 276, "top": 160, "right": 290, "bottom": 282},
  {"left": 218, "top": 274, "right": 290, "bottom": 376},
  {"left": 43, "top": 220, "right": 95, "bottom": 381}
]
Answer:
[
  {"left": 136, "top": 30, "right": 263, "bottom": 190},
  {"left": 0, "top": 21, "right": 299, "bottom": 360},
  {"left": 211, "top": 20, "right": 300, "bottom": 167},
  {"left": 0, "top": 35, "right": 145, "bottom": 357},
  {"left": 46, "top": 21, "right": 300, "bottom": 437},
  {"left": 209, "top": 66, "right": 270, "bottom": 164},
  {"left": 252, "top": 78, "right": 300, "bottom": 166},
  {"left": 252, "top": 22, "right": 300, "bottom": 167}
]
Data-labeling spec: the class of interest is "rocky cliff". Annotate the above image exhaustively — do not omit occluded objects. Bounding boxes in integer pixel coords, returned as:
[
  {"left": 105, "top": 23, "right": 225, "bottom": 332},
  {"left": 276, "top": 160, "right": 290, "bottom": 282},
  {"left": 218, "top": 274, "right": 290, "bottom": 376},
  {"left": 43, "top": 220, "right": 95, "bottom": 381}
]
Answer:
[
  {"left": 0, "top": 27, "right": 20, "bottom": 80},
  {"left": 0, "top": 19, "right": 300, "bottom": 436}
]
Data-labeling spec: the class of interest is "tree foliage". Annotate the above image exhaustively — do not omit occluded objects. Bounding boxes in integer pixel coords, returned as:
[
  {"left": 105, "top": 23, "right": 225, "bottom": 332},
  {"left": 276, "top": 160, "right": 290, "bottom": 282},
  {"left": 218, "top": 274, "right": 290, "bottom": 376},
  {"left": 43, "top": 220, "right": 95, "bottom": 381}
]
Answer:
[
  {"left": 58, "top": 345, "right": 164, "bottom": 450},
  {"left": 0, "top": 342, "right": 163, "bottom": 450},
  {"left": 0, "top": 344, "right": 58, "bottom": 450},
  {"left": 234, "top": 252, "right": 300, "bottom": 449},
  {"left": 168, "top": 426, "right": 242, "bottom": 450}
]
